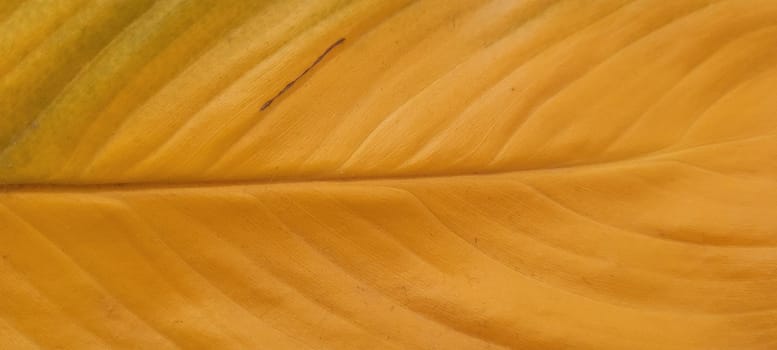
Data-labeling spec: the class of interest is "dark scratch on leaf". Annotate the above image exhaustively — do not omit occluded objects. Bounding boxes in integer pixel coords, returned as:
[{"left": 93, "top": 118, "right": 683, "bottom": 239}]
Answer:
[{"left": 260, "top": 38, "right": 346, "bottom": 111}]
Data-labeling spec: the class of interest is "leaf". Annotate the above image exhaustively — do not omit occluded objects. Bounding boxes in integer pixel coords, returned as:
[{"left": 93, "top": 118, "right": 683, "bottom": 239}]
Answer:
[{"left": 1, "top": 0, "right": 777, "bottom": 349}]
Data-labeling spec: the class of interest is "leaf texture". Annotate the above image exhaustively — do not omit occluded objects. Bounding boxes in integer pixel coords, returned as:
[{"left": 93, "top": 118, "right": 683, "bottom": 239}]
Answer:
[{"left": 1, "top": 0, "right": 777, "bottom": 349}]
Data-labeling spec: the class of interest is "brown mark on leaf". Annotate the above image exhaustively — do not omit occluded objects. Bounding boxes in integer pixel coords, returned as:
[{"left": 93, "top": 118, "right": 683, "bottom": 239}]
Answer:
[{"left": 260, "top": 38, "right": 346, "bottom": 111}]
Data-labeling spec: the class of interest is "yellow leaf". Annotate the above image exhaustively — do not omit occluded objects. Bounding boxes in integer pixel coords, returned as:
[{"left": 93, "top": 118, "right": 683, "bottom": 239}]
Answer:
[{"left": 1, "top": 0, "right": 776, "bottom": 349}]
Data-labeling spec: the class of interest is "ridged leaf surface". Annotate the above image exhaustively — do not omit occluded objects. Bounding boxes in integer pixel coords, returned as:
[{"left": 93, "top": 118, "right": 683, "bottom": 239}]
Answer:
[{"left": 1, "top": 0, "right": 777, "bottom": 349}]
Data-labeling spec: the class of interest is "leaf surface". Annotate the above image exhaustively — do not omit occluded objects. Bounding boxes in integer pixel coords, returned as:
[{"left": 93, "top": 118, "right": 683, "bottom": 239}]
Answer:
[{"left": 1, "top": 0, "right": 777, "bottom": 349}]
